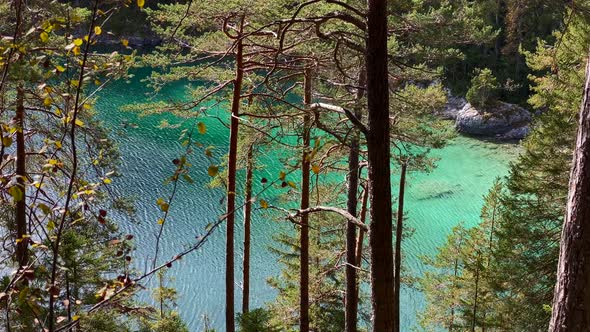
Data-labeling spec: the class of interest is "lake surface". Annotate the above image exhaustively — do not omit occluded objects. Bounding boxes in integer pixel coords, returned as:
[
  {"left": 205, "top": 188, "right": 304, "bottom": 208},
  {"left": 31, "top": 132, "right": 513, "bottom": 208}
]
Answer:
[{"left": 96, "top": 69, "right": 520, "bottom": 331}]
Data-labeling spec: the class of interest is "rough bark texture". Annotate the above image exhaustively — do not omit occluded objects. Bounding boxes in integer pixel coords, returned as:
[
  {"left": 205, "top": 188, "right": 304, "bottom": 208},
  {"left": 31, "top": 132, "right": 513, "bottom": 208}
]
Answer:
[
  {"left": 225, "top": 16, "right": 245, "bottom": 332},
  {"left": 242, "top": 144, "right": 253, "bottom": 314},
  {"left": 345, "top": 68, "right": 366, "bottom": 332},
  {"left": 366, "top": 0, "right": 395, "bottom": 330},
  {"left": 549, "top": 54, "right": 590, "bottom": 332},
  {"left": 15, "top": 87, "right": 27, "bottom": 269},
  {"left": 393, "top": 162, "right": 407, "bottom": 332},
  {"left": 300, "top": 67, "right": 312, "bottom": 332}
]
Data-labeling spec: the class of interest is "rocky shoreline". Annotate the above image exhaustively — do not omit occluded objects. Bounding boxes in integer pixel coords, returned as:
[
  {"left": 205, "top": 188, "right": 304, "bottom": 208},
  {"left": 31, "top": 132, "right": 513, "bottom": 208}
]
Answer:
[{"left": 438, "top": 94, "right": 531, "bottom": 141}]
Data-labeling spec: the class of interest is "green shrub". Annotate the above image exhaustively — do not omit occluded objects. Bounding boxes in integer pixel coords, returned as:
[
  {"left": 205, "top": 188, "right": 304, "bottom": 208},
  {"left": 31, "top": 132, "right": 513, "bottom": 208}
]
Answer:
[
  {"left": 78, "top": 310, "right": 130, "bottom": 332},
  {"left": 466, "top": 68, "right": 499, "bottom": 107},
  {"left": 238, "top": 308, "right": 281, "bottom": 332},
  {"left": 138, "top": 312, "right": 189, "bottom": 332}
]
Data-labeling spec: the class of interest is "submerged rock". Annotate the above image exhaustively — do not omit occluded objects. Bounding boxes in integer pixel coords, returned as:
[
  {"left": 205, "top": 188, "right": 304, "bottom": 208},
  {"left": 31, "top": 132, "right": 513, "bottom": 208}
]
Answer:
[{"left": 454, "top": 102, "right": 531, "bottom": 140}]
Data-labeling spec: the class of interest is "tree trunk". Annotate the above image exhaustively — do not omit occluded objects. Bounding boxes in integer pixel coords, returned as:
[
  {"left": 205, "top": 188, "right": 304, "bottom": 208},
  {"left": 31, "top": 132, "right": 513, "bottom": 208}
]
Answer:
[
  {"left": 345, "top": 127, "right": 360, "bottom": 332},
  {"left": 472, "top": 254, "right": 481, "bottom": 332},
  {"left": 481, "top": 192, "right": 497, "bottom": 328},
  {"left": 225, "top": 15, "right": 245, "bottom": 332},
  {"left": 449, "top": 231, "right": 464, "bottom": 331},
  {"left": 345, "top": 68, "right": 366, "bottom": 332},
  {"left": 356, "top": 184, "right": 369, "bottom": 267},
  {"left": 15, "top": 87, "right": 27, "bottom": 269},
  {"left": 366, "top": 0, "right": 395, "bottom": 330},
  {"left": 242, "top": 144, "right": 253, "bottom": 314},
  {"left": 300, "top": 66, "right": 312, "bottom": 332},
  {"left": 393, "top": 162, "right": 407, "bottom": 332},
  {"left": 549, "top": 54, "right": 590, "bottom": 332},
  {"left": 354, "top": 184, "right": 369, "bottom": 308},
  {"left": 449, "top": 255, "right": 459, "bottom": 331}
]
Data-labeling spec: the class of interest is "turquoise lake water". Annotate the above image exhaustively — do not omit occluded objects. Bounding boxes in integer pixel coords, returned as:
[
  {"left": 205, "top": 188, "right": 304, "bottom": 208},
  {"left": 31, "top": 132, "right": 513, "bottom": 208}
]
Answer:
[{"left": 96, "top": 69, "right": 520, "bottom": 331}]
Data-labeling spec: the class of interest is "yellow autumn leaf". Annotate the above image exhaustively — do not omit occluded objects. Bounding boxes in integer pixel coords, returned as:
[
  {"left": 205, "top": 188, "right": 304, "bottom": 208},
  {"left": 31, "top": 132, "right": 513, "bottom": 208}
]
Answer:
[
  {"left": 311, "top": 164, "right": 320, "bottom": 174},
  {"left": 40, "top": 32, "right": 49, "bottom": 43},
  {"left": 279, "top": 171, "right": 286, "bottom": 180},
  {"left": 121, "top": 39, "right": 129, "bottom": 47},
  {"left": 2, "top": 136, "right": 12, "bottom": 147},
  {"left": 55, "top": 65, "right": 66, "bottom": 72},
  {"left": 44, "top": 97, "right": 52, "bottom": 107},
  {"left": 207, "top": 165, "right": 219, "bottom": 177},
  {"left": 74, "top": 119, "right": 84, "bottom": 127},
  {"left": 260, "top": 199, "right": 269, "bottom": 209},
  {"left": 94, "top": 26, "right": 102, "bottom": 36},
  {"left": 38, "top": 203, "right": 51, "bottom": 215},
  {"left": 137, "top": 0, "right": 145, "bottom": 8},
  {"left": 197, "top": 122, "right": 207, "bottom": 134},
  {"left": 160, "top": 203, "right": 169, "bottom": 212},
  {"left": 73, "top": 38, "right": 83, "bottom": 46},
  {"left": 8, "top": 186, "right": 23, "bottom": 202}
]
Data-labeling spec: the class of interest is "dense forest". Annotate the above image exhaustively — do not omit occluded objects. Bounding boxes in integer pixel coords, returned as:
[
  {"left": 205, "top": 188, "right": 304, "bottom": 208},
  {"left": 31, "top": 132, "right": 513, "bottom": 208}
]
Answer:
[{"left": 1, "top": 0, "right": 590, "bottom": 331}]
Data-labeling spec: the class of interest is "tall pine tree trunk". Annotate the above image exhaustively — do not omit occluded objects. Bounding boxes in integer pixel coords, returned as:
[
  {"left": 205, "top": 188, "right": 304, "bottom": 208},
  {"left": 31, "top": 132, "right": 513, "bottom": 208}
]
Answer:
[
  {"left": 300, "top": 66, "right": 312, "bottom": 332},
  {"left": 366, "top": 0, "right": 395, "bottom": 330},
  {"left": 225, "top": 15, "right": 245, "bottom": 332},
  {"left": 242, "top": 144, "right": 253, "bottom": 314},
  {"left": 549, "top": 54, "right": 590, "bottom": 332},
  {"left": 15, "top": 87, "right": 27, "bottom": 269},
  {"left": 345, "top": 67, "right": 366, "bottom": 332},
  {"left": 393, "top": 162, "right": 407, "bottom": 332}
]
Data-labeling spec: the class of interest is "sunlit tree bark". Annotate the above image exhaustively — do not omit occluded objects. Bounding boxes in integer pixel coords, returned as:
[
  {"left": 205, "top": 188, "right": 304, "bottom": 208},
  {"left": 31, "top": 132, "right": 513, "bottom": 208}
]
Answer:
[{"left": 549, "top": 53, "right": 590, "bottom": 332}]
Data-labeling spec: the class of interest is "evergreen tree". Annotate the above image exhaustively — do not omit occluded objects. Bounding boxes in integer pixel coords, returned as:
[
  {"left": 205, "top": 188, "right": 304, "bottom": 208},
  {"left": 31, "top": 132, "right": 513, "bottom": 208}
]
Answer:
[
  {"left": 419, "top": 181, "right": 503, "bottom": 331},
  {"left": 421, "top": 8, "right": 590, "bottom": 330}
]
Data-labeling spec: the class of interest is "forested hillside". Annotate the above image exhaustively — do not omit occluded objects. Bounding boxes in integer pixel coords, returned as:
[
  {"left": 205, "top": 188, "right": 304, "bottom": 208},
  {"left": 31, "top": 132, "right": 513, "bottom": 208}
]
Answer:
[{"left": 1, "top": 1, "right": 590, "bottom": 331}]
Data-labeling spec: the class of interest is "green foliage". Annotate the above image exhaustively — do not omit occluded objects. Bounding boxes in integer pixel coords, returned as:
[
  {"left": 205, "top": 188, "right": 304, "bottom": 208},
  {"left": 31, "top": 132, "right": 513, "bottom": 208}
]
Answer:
[
  {"left": 238, "top": 308, "right": 281, "bottom": 332},
  {"left": 419, "top": 181, "right": 503, "bottom": 331},
  {"left": 2, "top": 0, "right": 586, "bottom": 331},
  {"left": 139, "top": 313, "right": 189, "bottom": 332},
  {"left": 466, "top": 68, "right": 499, "bottom": 107},
  {"left": 266, "top": 211, "right": 348, "bottom": 331},
  {"left": 135, "top": 270, "right": 189, "bottom": 332},
  {"left": 421, "top": 9, "right": 590, "bottom": 330},
  {"left": 265, "top": 182, "right": 372, "bottom": 331},
  {"left": 79, "top": 310, "right": 131, "bottom": 332}
]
